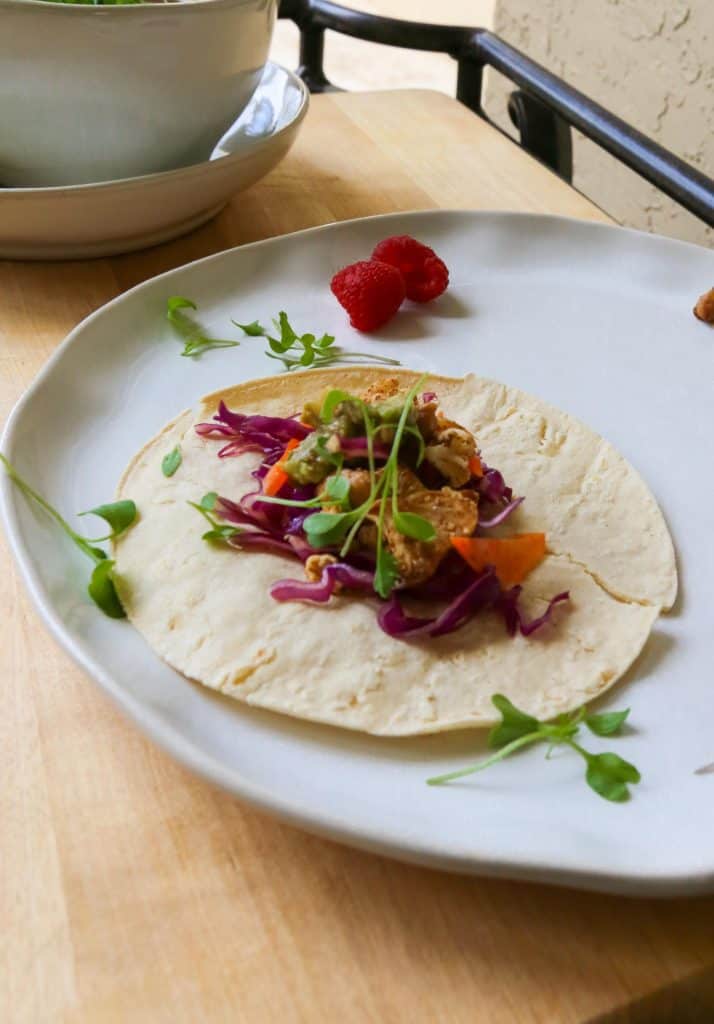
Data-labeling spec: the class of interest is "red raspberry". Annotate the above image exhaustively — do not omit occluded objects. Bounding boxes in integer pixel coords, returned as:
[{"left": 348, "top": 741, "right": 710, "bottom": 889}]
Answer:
[
  {"left": 371, "top": 235, "right": 449, "bottom": 303},
  {"left": 330, "top": 259, "right": 406, "bottom": 332}
]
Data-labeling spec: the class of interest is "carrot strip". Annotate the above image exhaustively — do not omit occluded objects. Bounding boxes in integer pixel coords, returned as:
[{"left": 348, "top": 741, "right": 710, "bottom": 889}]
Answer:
[
  {"left": 451, "top": 533, "right": 546, "bottom": 588},
  {"left": 262, "top": 438, "right": 300, "bottom": 497},
  {"left": 469, "top": 454, "right": 484, "bottom": 478}
]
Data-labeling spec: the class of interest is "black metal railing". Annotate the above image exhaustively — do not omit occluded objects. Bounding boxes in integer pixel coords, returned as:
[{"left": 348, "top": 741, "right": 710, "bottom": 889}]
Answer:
[{"left": 278, "top": 0, "right": 714, "bottom": 227}]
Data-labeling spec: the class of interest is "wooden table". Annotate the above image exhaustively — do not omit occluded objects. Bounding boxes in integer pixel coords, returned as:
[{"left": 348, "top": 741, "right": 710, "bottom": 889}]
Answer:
[{"left": 2, "top": 90, "right": 713, "bottom": 1024}]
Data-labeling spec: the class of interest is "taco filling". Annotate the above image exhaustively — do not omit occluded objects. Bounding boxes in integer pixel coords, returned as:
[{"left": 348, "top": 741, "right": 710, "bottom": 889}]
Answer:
[{"left": 193, "top": 376, "right": 569, "bottom": 639}]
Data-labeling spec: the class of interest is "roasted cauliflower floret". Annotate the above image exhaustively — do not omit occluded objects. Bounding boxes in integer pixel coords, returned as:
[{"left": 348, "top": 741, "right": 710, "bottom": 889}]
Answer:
[{"left": 423, "top": 424, "right": 477, "bottom": 487}]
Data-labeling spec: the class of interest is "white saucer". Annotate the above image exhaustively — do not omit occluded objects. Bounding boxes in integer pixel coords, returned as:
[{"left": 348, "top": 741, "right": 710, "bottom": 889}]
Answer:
[{"left": 0, "top": 63, "right": 308, "bottom": 260}]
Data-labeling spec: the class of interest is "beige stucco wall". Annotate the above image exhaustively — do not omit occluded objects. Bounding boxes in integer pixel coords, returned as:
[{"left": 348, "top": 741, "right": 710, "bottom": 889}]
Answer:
[{"left": 486, "top": 0, "right": 713, "bottom": 246}]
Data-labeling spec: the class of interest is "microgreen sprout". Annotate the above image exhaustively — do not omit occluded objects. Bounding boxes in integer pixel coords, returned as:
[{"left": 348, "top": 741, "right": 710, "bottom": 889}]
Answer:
[
  {"left": 188, "top": 492, "right": 242, "bottom": 543},
  {"left": 427, "top": 694, "right": 640, "bottom": 802},
  {"left": 234, "top": 311, "right": 402, "bottom": 372},
  {"left": 161, "top": 446, "right": 182, "bottom": 478},
  {"left": 0, "top": 453, "right": 135, "bottom": 618},
  {"left": 167, "top": 297, "right": 240, "bottom": 358}
]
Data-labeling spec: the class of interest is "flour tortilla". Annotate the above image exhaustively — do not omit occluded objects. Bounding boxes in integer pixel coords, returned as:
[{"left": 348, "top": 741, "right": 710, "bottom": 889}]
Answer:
[{"left": 114, "top": 369, "right": 676, "bottom": 736}]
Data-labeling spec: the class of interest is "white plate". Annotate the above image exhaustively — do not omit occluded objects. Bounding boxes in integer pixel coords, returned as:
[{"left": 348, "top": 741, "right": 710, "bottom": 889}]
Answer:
[
  {"left": 2, "top": 210, "right": 714, "bottom": 895},
  {"left": 0, "top": 62, "right": 307, "bottom": 260}
]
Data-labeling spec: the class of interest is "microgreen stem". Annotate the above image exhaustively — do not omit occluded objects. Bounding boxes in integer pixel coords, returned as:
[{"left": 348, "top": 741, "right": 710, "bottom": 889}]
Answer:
[
  {"left": 427, "top": 732, "right": 545, "bottom": 785},
  {"left": 258, "top": 494, "right": 325, "bottom": 508},
  {"left": 328, "top": 352, "right": 402, "bottom": 366},
  {"left": 564, "top": 738, "right": 590, "bottom": 762},
  {"left": 0, "top": 454, "right": 103, "bottom": 562}
]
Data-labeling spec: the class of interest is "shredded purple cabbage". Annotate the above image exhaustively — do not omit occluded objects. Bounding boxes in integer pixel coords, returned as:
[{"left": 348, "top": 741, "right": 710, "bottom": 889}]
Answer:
[
  {"left": 498, "top": 586, "right": 570, "bottom": 637},
  {"left": 378, "top": 569, "right": 502, "bottom": 638},
  {"left": 227, "top": 533, "right": 296, "bottom": 558},
  {"left": 196, "top": 401, "right": 311, "bottom": 457},
  {"left": 478, "top": 466, "right": 513, "bottom": 505},
  {"left": 378, "top": 569, "right": 568, "bottom": 640},
  {"left": 271, "top": 563, "right": 375, "bottom": 603},
  {"left": 478, "top": 496, "right": 524, "bottom": 529}
]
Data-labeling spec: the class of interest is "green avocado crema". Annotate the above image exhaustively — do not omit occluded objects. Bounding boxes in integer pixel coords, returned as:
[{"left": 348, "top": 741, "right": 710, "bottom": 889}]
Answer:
[
  {"left": 283, "top": 431, "right": 339, "bottom": 485},
  {"left": 284, "top": 396, "right": 416, "bottom": 485}
]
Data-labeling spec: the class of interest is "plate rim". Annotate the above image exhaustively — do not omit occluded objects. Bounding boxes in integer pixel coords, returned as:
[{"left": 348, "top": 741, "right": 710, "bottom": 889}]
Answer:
[{"left": 2, "top": 208, "right": 713, "bottom": 897}]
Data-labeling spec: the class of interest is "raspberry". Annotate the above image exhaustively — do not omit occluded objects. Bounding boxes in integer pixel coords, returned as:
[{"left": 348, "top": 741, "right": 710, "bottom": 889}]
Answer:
[
  {"left": 371, "top": 235, "right": 449, "bottom": 303},
  {"left": 330, "top": 259, "right": 406, "bottom": 332}
]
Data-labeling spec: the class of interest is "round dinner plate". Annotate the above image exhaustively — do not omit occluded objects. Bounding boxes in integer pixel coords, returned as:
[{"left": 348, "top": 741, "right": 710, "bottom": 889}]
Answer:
[
  {"left": 2, "top": 210, "right": 713, "bottom": 895},
  {"left": 0, "top": 62, "right": 308, "bottom": 260}
]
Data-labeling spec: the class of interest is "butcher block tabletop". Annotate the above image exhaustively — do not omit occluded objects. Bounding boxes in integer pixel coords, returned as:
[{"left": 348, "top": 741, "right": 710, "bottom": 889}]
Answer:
[{"left": 2, "top": 89, "right": 713, "bottom": 1024}]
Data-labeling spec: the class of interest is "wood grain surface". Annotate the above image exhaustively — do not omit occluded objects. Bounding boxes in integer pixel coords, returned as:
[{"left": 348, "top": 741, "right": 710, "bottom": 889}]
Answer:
[{"left": 2, "top": 90, "right": 713, "bottom": 1024}]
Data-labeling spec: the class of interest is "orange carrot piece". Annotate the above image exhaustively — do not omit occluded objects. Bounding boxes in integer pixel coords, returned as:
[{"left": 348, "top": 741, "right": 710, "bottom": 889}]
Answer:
[
  {"left": 469, "top": 454, "right": 484, "bottom": 478},
  {"left": 451, "top": 533, "right": 546, "bottom": 588},
  {"left": 262, "top": 438, "right": 300, "bottom": 497}
]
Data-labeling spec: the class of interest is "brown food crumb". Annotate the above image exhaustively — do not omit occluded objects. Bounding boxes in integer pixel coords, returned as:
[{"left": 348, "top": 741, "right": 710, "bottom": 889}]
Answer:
[
  {"left": 305, "top": 553, "right": 338, "bottom": 583},
  {"left": 693, "top": 287, "right": 714, "bottom": 324},
  {"left": 361, "top": 377, "right": 402, "bottom": 404}
]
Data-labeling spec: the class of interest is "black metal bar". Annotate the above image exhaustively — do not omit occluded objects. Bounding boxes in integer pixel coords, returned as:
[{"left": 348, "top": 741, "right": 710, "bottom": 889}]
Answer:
[
  {"left": 276, "top": 0, "right": 714, "bottom": 226},
  {"left": 455, "top": 58, "right": 483, "bottom": 117},
  {"left": 508, "top": 91, "right": 573, "bottom": 183},
  {"left": 297, "top": 25, "right": 333, "bottom": 92},
  {"left": 472, "top": 31, "right": 713, "bottom": 225}
]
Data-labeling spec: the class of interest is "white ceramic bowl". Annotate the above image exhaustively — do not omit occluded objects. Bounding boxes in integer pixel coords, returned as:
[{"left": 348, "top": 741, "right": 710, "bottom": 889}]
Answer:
[
  {"left": 0, "top": 62, "right": 308, "bottom": 259},
  {"left": 0, "top": 0, "right": 277, "bottom": 187}
]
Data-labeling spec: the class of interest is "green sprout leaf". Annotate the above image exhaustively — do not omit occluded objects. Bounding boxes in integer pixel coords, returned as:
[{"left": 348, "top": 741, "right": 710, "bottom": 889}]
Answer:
[
  {"left": 303, "top": 511, "right": 352, "bottom": 546},
  {"left": 320, "top": 389, "right": 352, "bottom": 422},
  {"left": 392, "top": 511, "right": 436, "bottom": 542},
  {"left": 584, "top": 752, "right": 641, "bottom": 802},
  {"left": 168, "top": 295, "right": 197, "bottom": 315},
  {"left": 202, "top": 526, "right": 241, "bottom": 543},
  {"left": 188, "top": 494, "right": 242, "bottom": 545},
  {"left": 161, "top": 446, "right": 182, "bottom": 478},
  {"left": 235, "top": 309, "right": 401, "bottom": 373},
  {"left": 87, "top": 559, "right": 126, "bottom": 619},
  {"left": 488, "top": 694, "right": 541, "bottom": 748},
  {"left": 323, "top": 474, "right": 351, "bottom": 509},
  {"left": 79, "top": 499, "right": 137, "bottom": 539},
  {"left": 233, "top": 320, "right": 266, "bottom": 337},
  {"left": 299, "top": 346, "right": 315, "bottom": 367},
  {"left": 167, "top": 296, "right": 240, "bottom": 357},
  {"left": 374, "top": 546, "right": 399, "bottom": 599},
  {"left": 275, "top": 311, "right": 298, "bottom": 348},
  {"left": 427, "top": 694, "right": 642, "bottom": 803},
  {"left": 584, "top": 709, "right": 630, "bottom": 737}
]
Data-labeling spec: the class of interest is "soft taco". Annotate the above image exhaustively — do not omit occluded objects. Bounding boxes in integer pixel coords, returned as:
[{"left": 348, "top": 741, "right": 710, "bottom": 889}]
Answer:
[{"left": 114, "top": 368, "right": 676, "bottom": 736}]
